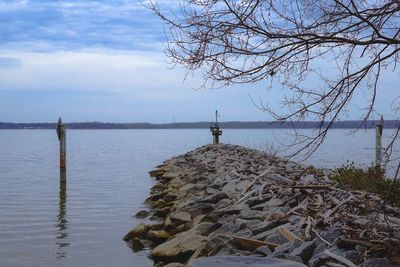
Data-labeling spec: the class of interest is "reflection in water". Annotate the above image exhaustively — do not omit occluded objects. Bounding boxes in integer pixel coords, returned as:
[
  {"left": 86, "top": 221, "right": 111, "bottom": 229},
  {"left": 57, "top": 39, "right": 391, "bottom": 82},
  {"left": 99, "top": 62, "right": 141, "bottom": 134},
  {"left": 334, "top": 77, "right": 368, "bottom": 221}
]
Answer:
[{"left": 56, "top": 182, "right": 69, "bottom": 259}]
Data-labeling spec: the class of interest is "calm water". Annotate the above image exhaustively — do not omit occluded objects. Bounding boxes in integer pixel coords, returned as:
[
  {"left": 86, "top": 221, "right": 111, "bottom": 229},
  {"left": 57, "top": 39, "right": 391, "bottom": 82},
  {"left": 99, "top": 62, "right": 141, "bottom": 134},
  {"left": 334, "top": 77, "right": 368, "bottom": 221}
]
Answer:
[{"left": 0, "top": 129, "right": 397, "bottom": 267}]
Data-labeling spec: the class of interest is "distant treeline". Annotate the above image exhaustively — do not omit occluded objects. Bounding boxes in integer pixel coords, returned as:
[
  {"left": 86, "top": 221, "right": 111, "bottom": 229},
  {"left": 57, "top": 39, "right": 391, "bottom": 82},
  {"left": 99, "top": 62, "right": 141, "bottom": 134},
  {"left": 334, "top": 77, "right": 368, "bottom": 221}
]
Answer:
[{"left": 0, "top": 120, "right": 398, "bottom": 129}]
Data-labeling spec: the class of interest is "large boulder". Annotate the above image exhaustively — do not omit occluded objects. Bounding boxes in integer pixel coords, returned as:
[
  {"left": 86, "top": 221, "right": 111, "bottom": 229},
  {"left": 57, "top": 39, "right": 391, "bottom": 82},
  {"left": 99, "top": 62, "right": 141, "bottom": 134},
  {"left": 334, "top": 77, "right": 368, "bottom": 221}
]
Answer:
[
  {"left": 170, "top": 210, "right": 192, "bottom": 223},
  {"left": 147, "top": 230, "right": 171, "bottom": 244},
  {"left": 151, "top": 229, "right": 207, "bottom": 263},
  {"left": 123, "top": 223, "right": 152, "bottom": 241}
]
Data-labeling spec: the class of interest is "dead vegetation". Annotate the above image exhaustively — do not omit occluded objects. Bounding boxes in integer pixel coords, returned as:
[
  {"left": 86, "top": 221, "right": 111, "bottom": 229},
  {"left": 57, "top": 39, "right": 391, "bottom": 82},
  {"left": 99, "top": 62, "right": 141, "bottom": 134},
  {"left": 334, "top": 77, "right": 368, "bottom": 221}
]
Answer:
[{"left": 125, "top": 144, "right": 400, "bottom": 266}]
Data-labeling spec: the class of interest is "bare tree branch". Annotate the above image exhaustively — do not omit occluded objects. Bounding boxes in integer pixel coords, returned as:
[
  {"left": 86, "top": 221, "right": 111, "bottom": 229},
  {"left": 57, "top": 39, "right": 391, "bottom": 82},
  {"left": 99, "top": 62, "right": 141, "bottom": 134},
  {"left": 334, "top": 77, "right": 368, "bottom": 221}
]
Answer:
[{"left": 148, "top": 0, "right": 400, "bottom": 160}]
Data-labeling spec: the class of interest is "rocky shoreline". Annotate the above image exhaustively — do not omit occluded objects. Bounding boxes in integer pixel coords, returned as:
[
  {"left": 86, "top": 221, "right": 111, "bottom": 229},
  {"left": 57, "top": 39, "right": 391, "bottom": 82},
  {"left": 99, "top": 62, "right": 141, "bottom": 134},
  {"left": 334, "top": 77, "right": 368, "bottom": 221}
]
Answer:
[{"left": 124, "top": 144, "right": 400, "bottom": 267}]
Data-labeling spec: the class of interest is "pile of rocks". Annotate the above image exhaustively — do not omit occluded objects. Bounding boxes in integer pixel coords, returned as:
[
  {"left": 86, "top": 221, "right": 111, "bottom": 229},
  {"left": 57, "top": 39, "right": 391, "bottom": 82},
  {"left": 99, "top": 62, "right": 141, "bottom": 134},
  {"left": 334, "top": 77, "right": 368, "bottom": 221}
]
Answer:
[{"left": 124, "top": 144, "right": 400, "bottom": 267}]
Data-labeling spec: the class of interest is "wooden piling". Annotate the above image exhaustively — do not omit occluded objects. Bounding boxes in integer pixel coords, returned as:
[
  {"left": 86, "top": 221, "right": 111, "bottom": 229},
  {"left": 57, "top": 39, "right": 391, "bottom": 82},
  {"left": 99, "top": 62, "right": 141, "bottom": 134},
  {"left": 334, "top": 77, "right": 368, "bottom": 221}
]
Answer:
[
  {"left": 375, "top": 115, "right": 383, "bottom": 165},
  {"left": 56, "top": 118, "right": 66, "bottom": 183}
]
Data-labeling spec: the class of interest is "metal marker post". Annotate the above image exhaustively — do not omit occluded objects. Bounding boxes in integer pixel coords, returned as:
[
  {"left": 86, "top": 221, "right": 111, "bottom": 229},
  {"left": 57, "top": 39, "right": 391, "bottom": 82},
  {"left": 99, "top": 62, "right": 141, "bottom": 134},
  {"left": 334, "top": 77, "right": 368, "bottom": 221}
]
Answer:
[
  {"left": 375, "top": 115, "right": 383, "bottom": 165},
  {"left": 56, "top": 118, "right": 67, "bottom": 183},
  {"left": 210, "top": 110, "right": 222, "bottom": 144}
]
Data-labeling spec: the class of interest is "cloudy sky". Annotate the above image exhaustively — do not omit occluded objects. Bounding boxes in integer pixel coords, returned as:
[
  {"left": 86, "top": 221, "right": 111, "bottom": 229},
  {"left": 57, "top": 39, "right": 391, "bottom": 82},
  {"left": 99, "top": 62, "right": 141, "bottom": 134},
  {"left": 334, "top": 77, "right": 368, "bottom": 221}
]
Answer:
[{"left": 0, "top": 0, "right": 396, "bottom": 123}]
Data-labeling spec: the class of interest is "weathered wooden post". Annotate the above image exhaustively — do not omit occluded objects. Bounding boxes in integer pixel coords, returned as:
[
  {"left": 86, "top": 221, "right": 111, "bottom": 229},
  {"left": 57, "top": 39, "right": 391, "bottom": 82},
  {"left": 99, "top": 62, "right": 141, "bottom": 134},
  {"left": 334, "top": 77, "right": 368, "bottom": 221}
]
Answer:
[
  {"left": 210, "top": 110, "right": 222, "bottom": 144},
  {"left": 375, "top": 115, "right": 383, "bottom": 165},
  {"left": 56, "top": 117, "right": 66, "bottom": 183},
  {"left": 56, "top": 181, "right": 68, "bottom": 259}
]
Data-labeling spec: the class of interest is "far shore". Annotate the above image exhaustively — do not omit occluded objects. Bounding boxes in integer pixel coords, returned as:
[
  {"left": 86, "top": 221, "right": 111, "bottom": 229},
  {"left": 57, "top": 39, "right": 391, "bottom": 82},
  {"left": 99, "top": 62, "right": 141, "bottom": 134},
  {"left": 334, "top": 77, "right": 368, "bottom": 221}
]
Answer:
[{"left": 0, "top": 120, "right": 398, "bottom": 130}]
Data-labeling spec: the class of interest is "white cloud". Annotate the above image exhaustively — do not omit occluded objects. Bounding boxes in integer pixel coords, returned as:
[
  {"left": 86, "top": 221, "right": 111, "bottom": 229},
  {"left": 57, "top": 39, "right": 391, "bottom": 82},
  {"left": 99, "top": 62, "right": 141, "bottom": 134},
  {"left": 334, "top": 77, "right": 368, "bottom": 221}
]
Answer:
[
  {"left": 0, "top": 49, "right": 202, "bottom": 94},
  {"left": 0, "top": 0, "right": 29, "bottom": 12}
]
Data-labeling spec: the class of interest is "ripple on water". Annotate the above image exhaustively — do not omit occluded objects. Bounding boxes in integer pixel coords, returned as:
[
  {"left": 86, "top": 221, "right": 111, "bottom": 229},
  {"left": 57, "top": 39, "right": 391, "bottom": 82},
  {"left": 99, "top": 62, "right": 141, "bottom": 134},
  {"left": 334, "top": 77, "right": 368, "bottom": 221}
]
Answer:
[{"left": 0, "top": 129, "right": 397, "bottom": 267}]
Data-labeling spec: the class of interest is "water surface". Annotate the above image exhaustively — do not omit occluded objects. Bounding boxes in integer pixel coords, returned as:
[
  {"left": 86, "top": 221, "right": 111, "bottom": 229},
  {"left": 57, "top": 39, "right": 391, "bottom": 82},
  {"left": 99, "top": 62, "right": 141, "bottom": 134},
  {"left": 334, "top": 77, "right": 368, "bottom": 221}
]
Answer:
[{"left": 0, "top": 129, "right": 397, "bottom": 266}]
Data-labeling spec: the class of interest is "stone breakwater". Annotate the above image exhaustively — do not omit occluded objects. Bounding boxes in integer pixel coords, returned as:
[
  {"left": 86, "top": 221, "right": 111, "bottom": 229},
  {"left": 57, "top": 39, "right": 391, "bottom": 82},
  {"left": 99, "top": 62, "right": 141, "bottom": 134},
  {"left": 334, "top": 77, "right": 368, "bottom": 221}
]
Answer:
[{"left": 124, "top": 144, "right": 400, "bottom": 267}]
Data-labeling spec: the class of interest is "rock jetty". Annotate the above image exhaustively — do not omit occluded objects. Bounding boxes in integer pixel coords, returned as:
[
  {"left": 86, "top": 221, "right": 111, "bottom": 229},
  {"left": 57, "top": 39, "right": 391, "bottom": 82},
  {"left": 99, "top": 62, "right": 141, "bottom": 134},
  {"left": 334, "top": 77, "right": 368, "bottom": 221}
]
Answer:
[{"left": 124, "top": 144, "right": 400, "bottom": 267}]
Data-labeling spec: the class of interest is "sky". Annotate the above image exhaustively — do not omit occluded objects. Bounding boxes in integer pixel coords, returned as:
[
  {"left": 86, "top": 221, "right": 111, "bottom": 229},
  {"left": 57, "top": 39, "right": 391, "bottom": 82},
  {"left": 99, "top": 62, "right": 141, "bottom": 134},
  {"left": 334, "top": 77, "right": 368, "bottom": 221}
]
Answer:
[{"left": 0, "top": 0, "right": 397, "bottom": 123}]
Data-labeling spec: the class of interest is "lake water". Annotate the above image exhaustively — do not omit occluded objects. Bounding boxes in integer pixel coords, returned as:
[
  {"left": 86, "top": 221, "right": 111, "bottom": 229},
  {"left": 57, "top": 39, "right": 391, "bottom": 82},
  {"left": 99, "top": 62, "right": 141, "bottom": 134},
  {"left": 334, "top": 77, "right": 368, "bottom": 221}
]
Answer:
[{"left": 0, "top": 129, "right": 397, "bottom": 267}]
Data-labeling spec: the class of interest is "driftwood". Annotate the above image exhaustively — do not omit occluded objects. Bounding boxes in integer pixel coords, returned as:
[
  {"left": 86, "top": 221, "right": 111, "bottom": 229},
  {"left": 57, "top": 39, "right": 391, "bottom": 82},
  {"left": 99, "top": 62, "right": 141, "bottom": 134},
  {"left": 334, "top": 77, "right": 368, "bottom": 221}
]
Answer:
[
  {"left": 325, "top": 261, "right": 349, "bottom": 267},
  {"left": 232, "top": 236, "right": 279, "bottom": 250},
  {"left": 142, "top": 144, "right": 400, "bottom": 266},
  {"left": 324, "top": 249, "right": 357, "bottom": 267},
  {"left": 242, "top": 168, "right": 271, "bottom": 194},
  {"left": 323, "top": 196, "right": 353, "bottom": 219},
  {"left": 305, "top": 216, "right": 312, "bottom": 240},
  {"left": 337, "top": 238, "right": 374, "bottom": 249},
  {"left": 288, "top": 184, "right": 333, "bottom": 190},
  {"left": 235, "top": 188, "right": 257, "bottom": 204},
  {"left": 287, "top": 184, "right": 351, "bottom": 195},
  {"left": 258, "top": 183, "right": 268, "bottom": 200},
  {"left": 288, "top": 197, "right": 309, "bottom": 215},
  {"left": 277, "top": 227, "right": 301, "bottom": 241},
  {"left": 313, "top": 229, "right": 333, "bottom": 247}
]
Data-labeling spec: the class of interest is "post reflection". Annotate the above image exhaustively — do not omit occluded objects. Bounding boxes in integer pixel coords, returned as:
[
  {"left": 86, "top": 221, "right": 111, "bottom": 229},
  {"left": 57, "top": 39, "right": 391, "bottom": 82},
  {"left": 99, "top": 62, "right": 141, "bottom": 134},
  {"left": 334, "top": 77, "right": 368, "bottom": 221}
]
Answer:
[{"left": 56, "top": 182, "right": 69, "bottom": 259}]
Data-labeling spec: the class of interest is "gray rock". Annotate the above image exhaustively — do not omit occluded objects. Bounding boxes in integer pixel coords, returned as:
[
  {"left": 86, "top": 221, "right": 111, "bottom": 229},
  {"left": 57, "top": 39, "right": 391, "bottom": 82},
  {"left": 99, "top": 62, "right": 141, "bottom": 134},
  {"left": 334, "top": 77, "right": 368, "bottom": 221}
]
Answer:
[
  {"left": 393, "top": 228, "right": 400, "bottom": 240},
  {"left": 189, "top": 256, "right": 306, "bottom": 267},
  {"left": 181, "top": 202, "right": 215, "bottom": 217},
  {"left": 289, "top": 240, "right": 316, "bottom": 263},
  {"left": 235, "top": 179, "right": 251, "bottom": 192},
  {"left": 151, "top": 229, "right": 207, "bottom": 263},
  {"left": 170, "top": 211, "right": 192, "bottom": 223},
  {"left": 222, "top": 179, "right": 239, "bottom": 196},
  {"left": 154, "top": 206, "right": 172, "bottom": 218},
  {"left": 251, "top": 203, "right": 268, "bottom": 211},
  {"left": 164, "top": 263, "right": 186, "bottom": 267},
  {"left": 321, "top": 227, "right": 341, "bottom": 243},
  {"left": 300, "top": 174, "right": 315, "bottom": 183},
  {"left": 310, "top": 242, "right": 326, "bottom": 259},
  {"left": 135, "top": 210, "right": 150, "bottom": 219},
  {"left": 286, "top": 163, "right": 298, "bottom": 172},
  {"left": 234, "top": 228, "right": 253, "bottom": 238},
  {"left": 130, "top": 237, "right": 144, "bottom": 251},
  {"left": 246, "top": 194, "right": 273, "bottom": 207},
  {"left": 201, "top": 192, "right": 229, "bottom": 204},
  {"left": 267, "top": 198, "right": 284, "bottom": 207},
  {"left": 288, "top": 215, "right": 301, "bottom": 225},
  {"left": 154, "top": 262, "right": 164, "bottom": 267},
  {"left": 195, "top": 222, "right": 221, "bottom": 236},
  {"left": 308, "top": 252, "right": 330, "bottom": 267},
  {"left": 359, "top": 258, "right": 391, "bottom": 267},
  {"left": 212, "top": 178, "right": 224, "bottom": 188},
  {"left": 206, "top": 187, "right": 219, "bottom": 195},
  {"left": 265, "top": 233, "right": 289, "bottom": 245},
  {"left": 254, "top": 245, "right": 272, "bottom": 256},
  {"left": 219, "top": 214, "right": 237, "bottom": 223},
  {"left": 287, "top": 199, "right": 298, "bottom": 208},
  {"left": 273, "top": 241, "right": 296, "bottom": 255},
  {"left": 353, "top": 218, "right": 369, "bottom": 227},
  {"left": 191, "top": 236, "right": 227, "bottom": 259},
  {"left": 214, "top": 204, "right": 247, "bottom": 217},
  {"left": 213, "top": 245, "right": 232, "bottom": 256},
  {"left": 232, "top": 249, "right": 254, "bottom": 256},
  {"left": 272, "top": 253, "right": 303, "bottom": 263},
  {"left": 270, "top": 207, "right": 290, "bottom": 214},
  {"left": 179, "top": 183, "right": 198, "bottom": 193},
  {"left": 123, "top": 223, "right": 151, "bottom": 241},
  {"left": 343, "top": 250, "right": 359, "bottom": 264},
  {"left": 212, "top": 222, "right": 241, "bottom": 235},
  {"left": 239, "top": 209, "right": 266, "bottom": 220},
  {"left": 252, "top": 220, "right": 289, "bottom": 236},
  {"left": 214, "top": 198, "right": 232, "bottom": 209},
  {"left": 147, "top": 230, "right": 171, "bottom": 244},
  {"left": 235, "top": 218, "right": 263, "bottom": 230},
  {"left": 355, "top": 245, "right": 366, "bottom": 260}
]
